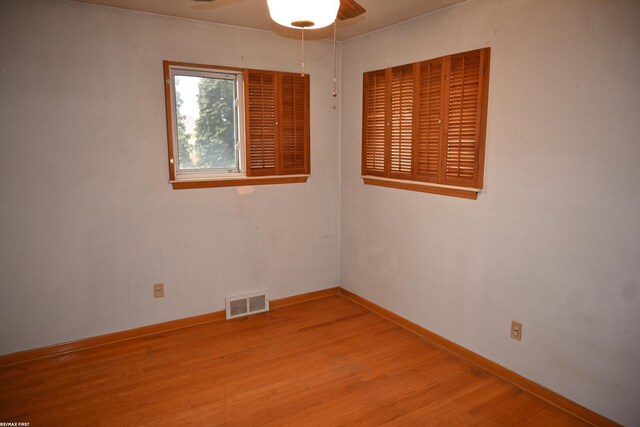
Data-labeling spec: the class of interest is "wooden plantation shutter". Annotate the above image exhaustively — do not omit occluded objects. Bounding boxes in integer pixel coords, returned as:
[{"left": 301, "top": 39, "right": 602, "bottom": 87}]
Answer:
[
  {"left": 416, "top": 58, "right": 444, "bottom": 183},
  {"left": 443, "top": 49, "right": 488, "bottom": 188},
  {"left": 245, "top": 70, "right": 310, "bottom": 177},
  {"left": 390, "top": 64, "right": 414, "bottom": 178},
  {"left": 280, "top": 73, "right": 310, "bottom": 175},
  {"left": 245, "top": 70, "right": 278, "bottom": 176},
  {"left": 362, "top": 69, "right": 387, "bottom": 176},
  {"left": 361, "top": 48, "right": 490, "bottom": 196}
]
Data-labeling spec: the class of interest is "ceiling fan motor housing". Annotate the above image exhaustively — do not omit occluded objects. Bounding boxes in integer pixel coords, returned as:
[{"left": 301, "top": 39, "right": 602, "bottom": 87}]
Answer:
[{"left": 267, "top": 0, "right": 341, "bottom": 30}]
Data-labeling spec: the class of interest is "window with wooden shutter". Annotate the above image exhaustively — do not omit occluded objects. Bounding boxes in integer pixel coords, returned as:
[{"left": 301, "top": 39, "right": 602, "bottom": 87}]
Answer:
[
  {"left": 164, "top": 61, "right": 310, "bottom": 190},
  {"left": 361, "top": 48, "right": 490, "bottom": 199}
]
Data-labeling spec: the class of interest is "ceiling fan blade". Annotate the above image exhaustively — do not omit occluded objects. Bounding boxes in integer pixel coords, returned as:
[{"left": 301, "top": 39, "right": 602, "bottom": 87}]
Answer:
[
  {"left": 191, "top": 0, "right": 247, "bottom": 10},
  {"left": 337, "top": 0, "right": 366, "bottom": 20}
]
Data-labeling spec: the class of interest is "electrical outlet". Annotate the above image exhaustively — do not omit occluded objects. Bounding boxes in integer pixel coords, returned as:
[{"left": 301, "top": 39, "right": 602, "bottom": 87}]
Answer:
[
  {"left": 511, "top": 320, "right": 522, "bottom": 341},
  {"left": 154, "top": 282, "right": 164, "bottom": 298}
]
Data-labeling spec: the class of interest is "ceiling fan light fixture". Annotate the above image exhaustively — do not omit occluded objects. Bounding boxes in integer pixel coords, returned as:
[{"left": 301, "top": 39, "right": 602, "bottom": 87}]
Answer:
[{"left": 267, "top": 0, "right": 340, "bottom": 29}]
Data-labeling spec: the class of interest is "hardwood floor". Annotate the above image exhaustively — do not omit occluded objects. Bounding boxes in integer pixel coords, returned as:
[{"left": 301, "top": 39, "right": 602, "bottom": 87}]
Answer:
[{"left": 0, "top": 295, "right": 588, "bottom": 426}]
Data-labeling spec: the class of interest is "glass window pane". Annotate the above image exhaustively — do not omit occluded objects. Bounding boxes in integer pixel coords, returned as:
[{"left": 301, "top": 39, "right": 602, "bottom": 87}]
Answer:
[{"left": 175, "top": 75, "right": 237, "bottom": 170}]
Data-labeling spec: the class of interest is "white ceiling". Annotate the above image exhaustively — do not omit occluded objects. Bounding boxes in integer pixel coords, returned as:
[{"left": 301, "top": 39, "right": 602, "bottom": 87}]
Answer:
[{"left": 68, "top": 0, "right": 468, "bottom": 40}]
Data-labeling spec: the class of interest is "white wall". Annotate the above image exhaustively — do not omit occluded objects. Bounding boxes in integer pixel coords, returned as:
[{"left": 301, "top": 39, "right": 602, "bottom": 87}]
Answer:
[
  {"left": 340, "top": 0, "right": 640, "bottom": 424},
  {"left": 0, "top": 0, "right": 340, "bottom": 355}
]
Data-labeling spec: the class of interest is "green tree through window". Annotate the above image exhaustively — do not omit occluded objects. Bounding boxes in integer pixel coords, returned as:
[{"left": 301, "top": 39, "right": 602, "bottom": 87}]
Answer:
[
  {"left": 175, "top": 80, "right": 194, "bottom": 169},
  {"left": 194, "top": 78, "right": 236, "bottom": 169}
]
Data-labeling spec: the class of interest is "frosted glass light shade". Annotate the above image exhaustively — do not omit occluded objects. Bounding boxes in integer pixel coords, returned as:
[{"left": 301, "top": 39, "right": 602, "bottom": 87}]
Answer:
[{"left": 267, "top": 0, "right": 340, "bottom": 29}]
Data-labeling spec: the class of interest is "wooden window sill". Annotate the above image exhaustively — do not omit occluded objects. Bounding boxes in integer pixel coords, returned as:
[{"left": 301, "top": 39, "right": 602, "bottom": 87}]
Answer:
[
  {"left": 362, "top": 176, "right": 479, "bottom": 200},
  {"left": 171, "top": 175, "right": 309, "bottom": 190}
]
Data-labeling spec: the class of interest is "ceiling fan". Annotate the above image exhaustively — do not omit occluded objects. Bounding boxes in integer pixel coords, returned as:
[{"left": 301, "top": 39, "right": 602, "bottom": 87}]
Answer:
[
  {"left": 192, "top": 0, "right": 366, "bottom": 28},
  {"left": 192, "top": 0, "right": 365, "bottom": 96}
]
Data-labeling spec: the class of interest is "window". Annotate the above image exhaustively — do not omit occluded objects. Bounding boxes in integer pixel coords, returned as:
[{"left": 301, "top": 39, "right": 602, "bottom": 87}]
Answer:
[
  {"left": 164, "top": 61, "right": 310, "bottom": 189},
  {"left": 362, "top": 48, "right": 490, "bottom": 199},
  {"left": 169, "top": 66, "right": 243, "bottom": 178}
]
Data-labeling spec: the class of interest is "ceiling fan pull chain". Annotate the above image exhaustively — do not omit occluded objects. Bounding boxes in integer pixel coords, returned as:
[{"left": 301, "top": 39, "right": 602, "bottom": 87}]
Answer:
[
  {"left": 333, "top": 20, "right": 337, "bottom": 97},
  {"left": 301, "top": 28, "right": 305, "bottom": 77}
]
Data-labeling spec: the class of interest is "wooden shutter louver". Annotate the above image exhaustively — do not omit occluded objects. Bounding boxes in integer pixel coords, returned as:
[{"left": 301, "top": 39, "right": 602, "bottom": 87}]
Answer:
[
  {"left": 362, "top": 70, "right": 387, "bottom": 176},
  {"left": 280, "top": 73, "right": 310, "bottom": 175},
  {"left": 390, "top": 65, "right": 414, "bottom": 177},
  {"left": 444, "top": 49, "right": 487, "bottom": 188},
  {"left": 246, "top": 70, "right": 277, "bottom": 176},
  {"left": 416, "top": 58, "right": 444, "bottom": 182}
]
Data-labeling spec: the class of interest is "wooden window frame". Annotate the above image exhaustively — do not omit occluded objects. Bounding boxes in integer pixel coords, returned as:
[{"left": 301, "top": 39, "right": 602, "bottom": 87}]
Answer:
[
  {"left": 163, "top": 61, "right": 310, "bottom": 190},
  {"left": 361, "top": 48, "right": 491, "bottom": 200}
]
